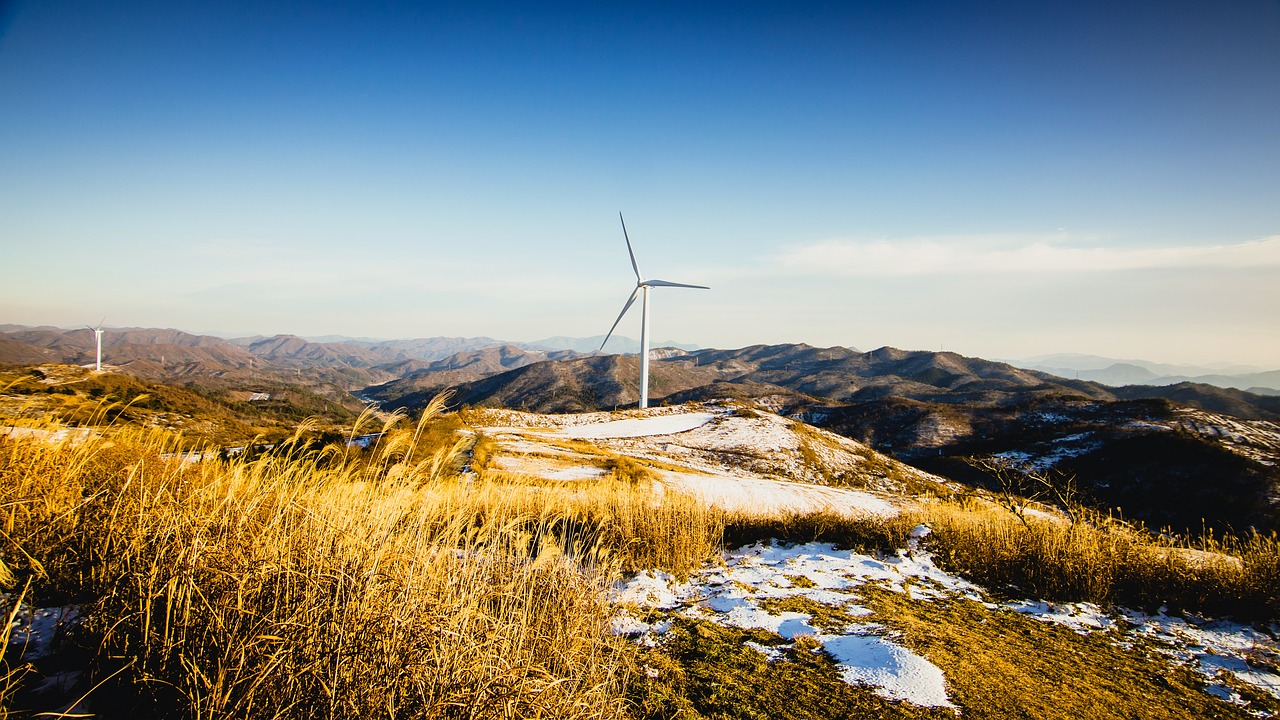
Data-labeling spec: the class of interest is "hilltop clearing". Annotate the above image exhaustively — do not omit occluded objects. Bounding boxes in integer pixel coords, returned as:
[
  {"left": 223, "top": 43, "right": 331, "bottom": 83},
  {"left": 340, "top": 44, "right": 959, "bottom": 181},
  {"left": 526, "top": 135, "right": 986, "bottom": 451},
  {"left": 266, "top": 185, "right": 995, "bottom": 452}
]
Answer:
[{"left": 467, "top": 404, "right": 949, "bottom": 515}]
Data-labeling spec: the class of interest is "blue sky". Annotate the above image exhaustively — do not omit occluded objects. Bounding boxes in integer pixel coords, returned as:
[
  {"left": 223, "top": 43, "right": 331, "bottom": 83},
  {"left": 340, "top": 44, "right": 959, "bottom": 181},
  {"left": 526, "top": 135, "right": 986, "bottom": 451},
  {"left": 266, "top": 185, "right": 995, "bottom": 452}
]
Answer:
[{"left": 1, "top": 1, "right": 1277, "bottom": 365}]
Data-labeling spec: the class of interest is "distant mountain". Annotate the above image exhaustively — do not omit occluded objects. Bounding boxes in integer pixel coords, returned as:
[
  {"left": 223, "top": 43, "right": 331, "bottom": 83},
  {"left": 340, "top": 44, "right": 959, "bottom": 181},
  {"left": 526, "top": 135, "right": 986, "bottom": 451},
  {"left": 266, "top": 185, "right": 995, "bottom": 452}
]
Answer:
[
  {"left": 0, "top": 336, "right": 57, "bottom": 364},
  {"left": 232, "top": 335, "right": 505, "bottom": 363},
  {"left": 283, "top": 333, "right": 706, "bottom": 356},
  {"left": 1042, "top": 362, "right": 1160, "bottom": 385},
  {"left": 523, "top": 335, "right": 699, "bottom": 354},
  {"left": 1, "top": 326, "right": 255, "bottom": 371},
  {"left": 101, "top": 327, "right": 241, "bottom": 349},
  {"left": 302, "top": 334, "right": 390, "bottom": 344},
  {"left": 292, "top": 333, "right": 704, "bottom": 358},
  {"left": 1010, "top": 354, "right": 1279, "bottom": 392},
  {"left": 2, "top": 328, "right": 97, "bottom": 359},
  {"left": 1145, "top": 370, "right": 1280, "bottom": 393},
  {"left": 1110, "top": 382, "right": 1280, "bottom": 419},
  {"left": 0, "top": 324, "right": 76, "bottom": 334},
  {"left": 1016, "top": 353, "right": 1264, "bottom": 376},
  {"left": 1032, "top": 363, "right": 1280, "bottom": 393},
  {"left": 360, "top": 336, "right": 507, "bottom": 361},
  {"left": 0, "top": 326, "right": 389, "bottom": 390},
  {"left": 243, "top": 335, "right": 394, "bottom": 369},
  {"left": 432, "top": 355, "right": 673, "bottom": 413},
  {"left": 363, "top": 345, "right": 583, "bottom": 405}
]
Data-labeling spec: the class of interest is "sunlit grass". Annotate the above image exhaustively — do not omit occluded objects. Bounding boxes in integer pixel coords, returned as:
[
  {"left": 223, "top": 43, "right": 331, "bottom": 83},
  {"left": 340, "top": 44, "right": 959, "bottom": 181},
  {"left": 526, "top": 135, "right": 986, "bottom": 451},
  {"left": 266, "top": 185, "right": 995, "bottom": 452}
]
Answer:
[
  {"left": 5, "top": 401, "right": 1277, "bottom": 718},
  {"left": 0, "top": 406, "right": 716, "bottom": 717}
]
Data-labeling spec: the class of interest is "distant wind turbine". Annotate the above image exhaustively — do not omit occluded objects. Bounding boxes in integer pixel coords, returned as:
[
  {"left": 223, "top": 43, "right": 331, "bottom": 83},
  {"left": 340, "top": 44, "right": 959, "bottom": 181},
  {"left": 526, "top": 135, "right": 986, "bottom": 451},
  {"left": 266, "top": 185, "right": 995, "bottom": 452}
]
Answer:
[
  {"left": 599, "top": 213, "right": 708, "bottom": 409},
  {"left": 85, "top": 320, "right": 104, "bottom": 372}
]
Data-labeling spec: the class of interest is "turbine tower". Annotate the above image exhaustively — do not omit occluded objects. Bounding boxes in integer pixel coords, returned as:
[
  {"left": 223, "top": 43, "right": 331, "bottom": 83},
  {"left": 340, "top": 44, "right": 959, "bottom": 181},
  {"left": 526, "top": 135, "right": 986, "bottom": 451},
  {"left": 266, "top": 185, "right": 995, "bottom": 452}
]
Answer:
[
  {"left": 86, "top": 321, "right": 104, "bottom": 372},
  {"left": 599, "top": 213, "right": 708, "bottom": 409}
]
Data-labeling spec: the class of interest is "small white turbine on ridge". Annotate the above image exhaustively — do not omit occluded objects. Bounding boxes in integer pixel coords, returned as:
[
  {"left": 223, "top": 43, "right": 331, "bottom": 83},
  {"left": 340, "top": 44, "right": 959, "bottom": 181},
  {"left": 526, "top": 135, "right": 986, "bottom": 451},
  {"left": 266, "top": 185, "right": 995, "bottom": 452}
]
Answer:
[
  {"left": 599, "top": 213, "right": 708, "bottom": 409},
  {"left": 85, "top": 320, "right": 104, "bottom": 372}
]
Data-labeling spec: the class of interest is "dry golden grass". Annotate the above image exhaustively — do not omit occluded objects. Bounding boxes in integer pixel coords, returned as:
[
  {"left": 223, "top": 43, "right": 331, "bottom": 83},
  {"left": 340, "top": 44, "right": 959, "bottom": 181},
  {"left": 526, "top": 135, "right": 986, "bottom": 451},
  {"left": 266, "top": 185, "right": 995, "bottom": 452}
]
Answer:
[
  {"left": 628, "top": 617, "right": 959, "bottom": 720},
  {"left": 913, "top": 498, "right": 1280, "bottom": 620},
  {"left": 602, "top": 454, "right": 657, "bottom": 487},
  {"left": 6, "top": 401, "right": 1278, "bottom": 718},
  {"left": 0, "top": 405, "right": 717, "bottom": 718}
]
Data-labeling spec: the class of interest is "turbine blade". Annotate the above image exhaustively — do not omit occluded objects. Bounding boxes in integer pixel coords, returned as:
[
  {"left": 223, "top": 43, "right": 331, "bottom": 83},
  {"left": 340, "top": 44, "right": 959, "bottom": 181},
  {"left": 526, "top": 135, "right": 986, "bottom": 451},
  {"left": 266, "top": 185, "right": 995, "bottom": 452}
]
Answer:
[
  {"left": 599, "top": 288, "right": 640, "bottom": 352},
  {"left": 643, "top": 279, "right": 710, "bottom": 289},
  {"left": 620, "top": 212, "right": 642, "bottom": 281}
]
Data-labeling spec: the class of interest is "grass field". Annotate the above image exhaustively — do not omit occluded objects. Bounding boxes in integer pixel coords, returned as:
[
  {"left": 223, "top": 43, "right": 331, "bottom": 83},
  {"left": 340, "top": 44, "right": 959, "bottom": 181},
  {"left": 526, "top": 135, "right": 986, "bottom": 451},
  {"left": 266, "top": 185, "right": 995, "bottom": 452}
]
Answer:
[{"left": 3, "top": 405, "right": 1278, "bottom": 718}]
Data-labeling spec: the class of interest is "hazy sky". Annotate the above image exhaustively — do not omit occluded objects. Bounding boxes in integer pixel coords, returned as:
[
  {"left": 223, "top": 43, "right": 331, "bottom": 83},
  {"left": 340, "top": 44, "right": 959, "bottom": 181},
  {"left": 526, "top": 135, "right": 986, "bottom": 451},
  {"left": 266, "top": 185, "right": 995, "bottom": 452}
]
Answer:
[{"left": 2, "top": 1, "right": 1277, "bottom": 366}]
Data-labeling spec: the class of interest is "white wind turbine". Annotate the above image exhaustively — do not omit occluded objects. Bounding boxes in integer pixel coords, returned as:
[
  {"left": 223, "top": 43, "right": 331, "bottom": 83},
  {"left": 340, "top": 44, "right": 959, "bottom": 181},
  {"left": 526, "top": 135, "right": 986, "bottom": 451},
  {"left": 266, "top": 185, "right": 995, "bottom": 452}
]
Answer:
[
  {"left": 85, "top": 320, "right": 104, "bottom": 372},
  {"left": 599, "top": 213, "right": 708, "bottom": 409}
]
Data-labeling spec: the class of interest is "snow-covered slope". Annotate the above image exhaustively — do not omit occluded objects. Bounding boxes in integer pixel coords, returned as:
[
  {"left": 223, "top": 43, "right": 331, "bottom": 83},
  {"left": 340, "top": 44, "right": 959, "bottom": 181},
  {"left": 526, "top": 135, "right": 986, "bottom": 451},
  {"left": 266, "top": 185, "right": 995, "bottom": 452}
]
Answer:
[{"left": 469, "top": 403, "right": 952, "bottom": 517}]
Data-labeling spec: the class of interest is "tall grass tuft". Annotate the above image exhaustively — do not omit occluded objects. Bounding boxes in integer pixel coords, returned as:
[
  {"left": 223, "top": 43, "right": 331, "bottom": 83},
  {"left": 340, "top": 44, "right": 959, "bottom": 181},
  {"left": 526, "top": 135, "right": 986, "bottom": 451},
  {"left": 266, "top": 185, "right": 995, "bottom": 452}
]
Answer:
[
  {"left": 909, "top": 499, "right": 1280, "bottom": 619},
  {"left": 723, "top": 508, "right": 916, "bottom": 553}
]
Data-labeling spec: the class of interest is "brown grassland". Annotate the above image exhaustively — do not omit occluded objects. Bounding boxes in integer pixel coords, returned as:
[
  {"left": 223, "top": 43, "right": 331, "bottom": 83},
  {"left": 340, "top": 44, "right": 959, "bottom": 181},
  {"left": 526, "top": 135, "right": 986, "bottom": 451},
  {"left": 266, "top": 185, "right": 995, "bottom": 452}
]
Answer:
[{"left": 2, "top": 400, "right": 1279, "bottom": 718}]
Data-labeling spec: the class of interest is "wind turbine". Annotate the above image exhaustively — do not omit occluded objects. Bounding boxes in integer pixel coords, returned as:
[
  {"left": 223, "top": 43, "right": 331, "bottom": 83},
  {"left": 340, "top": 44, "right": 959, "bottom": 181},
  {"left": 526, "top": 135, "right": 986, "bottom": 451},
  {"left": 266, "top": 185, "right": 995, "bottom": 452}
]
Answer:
[
  {"left": 599, "top": 213, "right": 708, "bottom": 409},
  {"left": 85, "top": 320, "right": 104, "bottom": 372}
]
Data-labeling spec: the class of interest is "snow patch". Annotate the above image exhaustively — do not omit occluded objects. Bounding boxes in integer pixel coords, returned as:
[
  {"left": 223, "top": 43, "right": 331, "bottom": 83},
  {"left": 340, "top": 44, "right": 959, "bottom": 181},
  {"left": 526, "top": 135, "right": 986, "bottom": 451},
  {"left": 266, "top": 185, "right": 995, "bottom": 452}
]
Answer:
[
  {"left": 1007, "top": 599, "right": 1115, "bottom": 633},
  {"left": 662, "top": 470, "right": 899, "bottom": 518},
  {"left": 611, "top": 542, "right": 963, "bottom": 708},
  {"left": 823, "top": 634, "right": 956, "bottom": 708},
  {"left": 609, "top": 570, "right": 690, "bottom": 610},
  {"left": 557, "top": 412, "right": 718, "bottom": 439},
  {"left": 1118, "top": 608, "right": 1280, "bottom": 703},
  {"left": 6, "top": 603, "right": 80, "bottom": 661}
]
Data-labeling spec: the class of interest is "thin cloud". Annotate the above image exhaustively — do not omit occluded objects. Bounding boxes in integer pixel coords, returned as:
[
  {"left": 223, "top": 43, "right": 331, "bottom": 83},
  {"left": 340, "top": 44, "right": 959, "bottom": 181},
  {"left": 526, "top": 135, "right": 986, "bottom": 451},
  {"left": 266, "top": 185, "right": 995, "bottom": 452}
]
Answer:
[{"left": 772, "top": 235, "right": 1280, "bottom": 277}]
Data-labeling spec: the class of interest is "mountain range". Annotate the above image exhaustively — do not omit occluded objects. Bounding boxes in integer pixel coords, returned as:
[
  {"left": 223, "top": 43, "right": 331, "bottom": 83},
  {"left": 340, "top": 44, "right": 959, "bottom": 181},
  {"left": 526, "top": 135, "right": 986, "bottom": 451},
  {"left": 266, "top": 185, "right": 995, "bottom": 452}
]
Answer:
[
  {"left": 299, "top": 333, "right": 698, "bottom": 355},
  {"left": 366, "top": 342, "right": 1280, "bottom": 419}
]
